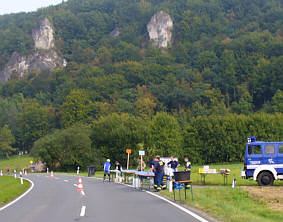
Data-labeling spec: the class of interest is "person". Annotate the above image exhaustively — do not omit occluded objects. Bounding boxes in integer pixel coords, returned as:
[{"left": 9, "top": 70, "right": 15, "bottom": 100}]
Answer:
[
  {"left": 167, "top": 156, "right": 180, "bottom": 172},
  {"left": 7, "top": 167, "right": 10, "bottom": 175},
  {"left": 150, "top": 156, "right": 166, "bottom": 192},
  {"left": 184, "top": 156, "right": 192, "bottom": 189},
  {"left": 103, "top": 159, "right": 111, "bottom": 182},
  {"left": 137, "top": 156, "right": 146, "bottom": 171},
  {"left": 115, "top": 161, "right": 123, "bottom": 176}
]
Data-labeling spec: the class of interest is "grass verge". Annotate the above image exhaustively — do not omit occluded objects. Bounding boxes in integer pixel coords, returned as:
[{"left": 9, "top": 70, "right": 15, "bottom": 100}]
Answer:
[
  {"left": 0, "top": 176, "right": 30, "bottom": 207},
  {"left": 0, "top": 155, "right": 33, "bottom": 171},
  {"left": 161, "top": 187, "right": 283, "bottom": 222}
]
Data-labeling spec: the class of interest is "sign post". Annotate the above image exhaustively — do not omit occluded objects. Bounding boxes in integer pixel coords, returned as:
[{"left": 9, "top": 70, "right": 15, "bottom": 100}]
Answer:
[
  {"left": 139, "top": 150, "right": 145, "bottom": 171},
  {"left": 126, "top": 149, "right": 132, "bottom": 170}
]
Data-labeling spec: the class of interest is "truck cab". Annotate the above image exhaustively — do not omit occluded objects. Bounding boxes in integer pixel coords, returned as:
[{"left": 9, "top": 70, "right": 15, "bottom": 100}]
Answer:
[{"left": 242, "top": 136, "right": 283, "bottom": 186}]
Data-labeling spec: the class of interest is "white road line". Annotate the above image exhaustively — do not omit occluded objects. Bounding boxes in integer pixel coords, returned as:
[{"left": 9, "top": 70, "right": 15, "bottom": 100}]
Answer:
[
  {"left": 0, "top": 178, "right": 34, "bottom": 212},
  {"left": 145, "top": 191, "right": 209, "bottom": 222},
  {"left": 81, "top": 191, "right": 85, "bottom": 196},
  {"left": 64, "top": 180, "right": 69, "bottom": 182},
  {"left": 119, "top": 182, "right": 208, "bottom": 222},
  {"left": 73, "top": 184, "right": 78, "bottom": 187},
  {"left": 80, "top": 206, "right": 86, "bottom": 217}
]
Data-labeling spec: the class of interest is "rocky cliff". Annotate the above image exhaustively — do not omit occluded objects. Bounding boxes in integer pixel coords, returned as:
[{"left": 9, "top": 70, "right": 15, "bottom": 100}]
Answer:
[
  {"left": 147, "top": 11, "right": 173, "bottom": 48},
  {"left": 0, "top": 18, "right": 66, "bottom": 83}
]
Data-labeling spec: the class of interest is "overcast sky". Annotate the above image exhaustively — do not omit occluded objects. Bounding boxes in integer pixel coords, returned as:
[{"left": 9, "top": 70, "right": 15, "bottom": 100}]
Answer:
[{"left": 0, "top": 0, "right": 65, "bottom": 15}]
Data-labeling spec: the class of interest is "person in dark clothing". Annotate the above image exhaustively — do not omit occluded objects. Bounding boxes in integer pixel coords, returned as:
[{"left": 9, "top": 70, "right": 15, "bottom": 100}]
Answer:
[
  {"left": 115, "top": 161, "right": 123, "bottom": 176},
  {"left": 167, "top": 156, "right": 180, "bottom": 172},
  {"left": 151, "top": 156, "right": 166, "bottom": 192}
]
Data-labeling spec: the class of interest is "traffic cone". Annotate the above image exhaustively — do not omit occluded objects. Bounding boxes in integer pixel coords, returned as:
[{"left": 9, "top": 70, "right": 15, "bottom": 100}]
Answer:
[
  {"left": 50, "top": 171, "right": 54, "bottom": 178},
  {"left": 77, "top": 176, "right": 84, "bottom": 191}
]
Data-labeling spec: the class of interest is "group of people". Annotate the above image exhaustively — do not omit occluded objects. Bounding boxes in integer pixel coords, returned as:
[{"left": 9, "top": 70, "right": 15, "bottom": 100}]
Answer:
[
  {"left": 103, "top": 159, "right": 122, "bottom": 182},
  {"left": 149, "top": 155, "right": 191, "bottom": 192},
  {"left": 103, "top": 156, "right": 192, "bottom": 191}
]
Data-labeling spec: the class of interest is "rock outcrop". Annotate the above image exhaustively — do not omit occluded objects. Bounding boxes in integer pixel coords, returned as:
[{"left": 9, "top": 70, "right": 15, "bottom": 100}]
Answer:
[
  {"left": 147, "top": 11, "right": 173, "bottom": 48},
  {"left": 0, "top": 18, "right": 66, "bottom": 83},
  {"left": 109, "top": 28, "right": 121, "bottom": 39}
]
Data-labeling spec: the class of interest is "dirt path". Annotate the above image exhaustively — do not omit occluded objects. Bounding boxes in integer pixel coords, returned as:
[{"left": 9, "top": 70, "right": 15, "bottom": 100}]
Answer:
[{"left": 243, "top": 186, "right": 283, "bottom": 211}]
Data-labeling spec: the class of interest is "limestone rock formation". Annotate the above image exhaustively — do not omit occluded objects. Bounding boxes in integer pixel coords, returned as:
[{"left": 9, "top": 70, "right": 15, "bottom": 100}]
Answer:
[
  {"left": 109, "top": 28, "right": 121, "bottom": 38},
  {"left": 0, "top": 18, "right": 66, "bottom": 83},
  {"left": 147, "top": 11, "right": 173, "bottom": 48},
  {"left": 32, "top": 18, "right": 55, "bottom": 50}
]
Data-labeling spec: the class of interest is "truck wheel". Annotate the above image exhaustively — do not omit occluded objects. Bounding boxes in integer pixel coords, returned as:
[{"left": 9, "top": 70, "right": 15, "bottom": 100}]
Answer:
[{"left": 257, "top": 171, "right": 274, "bottom": 186}]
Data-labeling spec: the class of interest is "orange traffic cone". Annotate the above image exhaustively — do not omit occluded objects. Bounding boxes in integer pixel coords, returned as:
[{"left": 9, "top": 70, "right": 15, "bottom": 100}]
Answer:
[
  {"left": 77, "top": 176, "right": 84, "bottom": 191},
  {"left": 50, "top": 171, "right": 54, "bottom": 178}
]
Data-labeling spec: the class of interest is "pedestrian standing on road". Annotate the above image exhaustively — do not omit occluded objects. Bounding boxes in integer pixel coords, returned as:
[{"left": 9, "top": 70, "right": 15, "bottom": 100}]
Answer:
[
  {"left": 167, "top": 156, "right": 180, "bottom": 172},
  {"left": 184, "top": 156, "right": 192, "bottom": 189},
  {"left": 151, "top": 156, "right": 166, "bottom": 192},
  {"left": 103, "top": 159, "right": 111, "bottom": 182},
  {"left": 115, "top": 161, "right": 123, "bottom": 176}
]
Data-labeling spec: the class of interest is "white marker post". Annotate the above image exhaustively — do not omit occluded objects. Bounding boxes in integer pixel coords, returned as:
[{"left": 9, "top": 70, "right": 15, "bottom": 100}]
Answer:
[
  {"left": 232, "top": 178, "right": 236, "bottom": 188},
  {"left": 47, "top": 168, "right": 49, "bottom": 174},
  {"left": 0, "top": 170, "right": 3, "bottom": 176},
  {"left": 20, "top": 171, "right": 23, "bottom": 185},
  {"left": 77, "top": 166, "right": 80, "bottom": 175},
  {"left": 14, "top": 169, "right": 17, "bottom": 179}
]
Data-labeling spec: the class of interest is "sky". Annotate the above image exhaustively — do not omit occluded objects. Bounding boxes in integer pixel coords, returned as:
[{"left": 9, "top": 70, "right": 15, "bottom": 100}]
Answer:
[{"left": 0, "top": 0, "right": 65, "bottom": 15}]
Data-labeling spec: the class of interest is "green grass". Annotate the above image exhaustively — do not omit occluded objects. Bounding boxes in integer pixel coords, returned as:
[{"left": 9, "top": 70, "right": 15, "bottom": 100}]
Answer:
[
  {"left": 0, "top": 176, "right": 30, "bottom": 207},
  {"left": 0, "top": 155, "right": 33, "bottom": 171},
  {"left": 161, "top": 187, "right": 283, "bottom": 222}
]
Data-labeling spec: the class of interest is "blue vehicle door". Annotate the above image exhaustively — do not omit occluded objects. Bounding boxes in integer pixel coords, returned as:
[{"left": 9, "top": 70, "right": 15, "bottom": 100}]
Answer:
[
  {"left": 246, "top": 143, "right": 263, "bottom": 176},
  {"left": 277, "top": 143, "right": 283, "bottom": 174}
]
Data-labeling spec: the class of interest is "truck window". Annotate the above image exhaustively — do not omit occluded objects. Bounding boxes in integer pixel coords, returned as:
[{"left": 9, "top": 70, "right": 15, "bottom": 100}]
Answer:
[
  {"left": 248, "top": 145, "right": 262, "bottom": 155},
  {"left": 279, "top": 144, "right": 283, "bottom": 154},
  {"left": 265, "top": 144, "right": 275, "bottom": 154}
]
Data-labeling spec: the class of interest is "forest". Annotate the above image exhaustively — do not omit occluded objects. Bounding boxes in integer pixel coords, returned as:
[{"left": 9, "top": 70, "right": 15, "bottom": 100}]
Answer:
[{"left": 0, "top": 0, "right": 282, "bottom": 169}]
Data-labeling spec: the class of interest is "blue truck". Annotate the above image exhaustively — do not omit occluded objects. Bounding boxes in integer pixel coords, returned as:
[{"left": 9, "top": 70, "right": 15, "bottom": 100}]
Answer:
[{"left": 241, "top": 136, "right": 283, "bottom": 186}]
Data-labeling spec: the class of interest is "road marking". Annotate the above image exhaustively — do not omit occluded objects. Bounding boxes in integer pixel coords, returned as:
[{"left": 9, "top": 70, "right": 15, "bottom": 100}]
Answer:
[
  {"left": 119, "top": 182, "right": 208, "bottom": 222},
  {"left": 0, "top": 178, "right": 34, "bottom": 212},
  {"left": 64, "top": 180, "right": 69, "bottom": 182},
  {"left": 81, "top": 191, "right": 85, "bottom": 196},
  {"left": 73, "top": 184, "right": 78, "bottom": 187},
  {"left": 80, "top": 206, "right": 86, "bottom": 217},
  {"left": 145, "top": 191, "right": 209, "bottom": 222}
]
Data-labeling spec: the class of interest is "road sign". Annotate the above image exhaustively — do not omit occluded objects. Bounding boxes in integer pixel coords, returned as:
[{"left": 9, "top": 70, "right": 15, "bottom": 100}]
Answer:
[
  {"left": 126, "top": 149, "right": 132, "bottom": 154},
  {"left": 139, "top": 150, "right": 145, "bottom": 156}
]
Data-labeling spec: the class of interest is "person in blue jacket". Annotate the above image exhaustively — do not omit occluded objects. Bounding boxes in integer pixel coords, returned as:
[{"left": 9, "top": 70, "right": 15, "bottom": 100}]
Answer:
[{"left": 103, "top": 159, "right": 111, "bottom": 182}]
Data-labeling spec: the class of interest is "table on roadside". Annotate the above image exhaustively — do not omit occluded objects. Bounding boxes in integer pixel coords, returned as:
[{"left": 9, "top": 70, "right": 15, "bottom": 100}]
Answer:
[
  {"left": 173, "top": 180, "right": 193, "bottom": 202},
  {"left": 121, "top": 170, "right": 137, "bottom": 184},
  {"left": 135, "top": 171, "right": 155, "bottom": 190},
  {"left": 199, "top": 172, "right": 230, "bottom": 185}
]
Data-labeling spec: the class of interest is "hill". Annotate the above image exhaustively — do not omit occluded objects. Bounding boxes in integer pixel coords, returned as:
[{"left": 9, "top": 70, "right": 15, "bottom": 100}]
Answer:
[{"left": 0, "top": 0, "right": 282, "bottom": 167}]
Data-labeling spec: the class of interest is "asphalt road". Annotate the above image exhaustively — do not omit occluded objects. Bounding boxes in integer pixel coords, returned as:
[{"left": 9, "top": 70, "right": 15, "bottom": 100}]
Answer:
[{"left": 0, "top": 174, "right": 207, "bottom": 222}]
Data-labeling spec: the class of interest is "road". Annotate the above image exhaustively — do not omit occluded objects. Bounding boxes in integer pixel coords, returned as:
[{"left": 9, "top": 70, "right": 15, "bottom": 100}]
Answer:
[{"left": 0, "top": 174, "right": 207, "bottom": 222}]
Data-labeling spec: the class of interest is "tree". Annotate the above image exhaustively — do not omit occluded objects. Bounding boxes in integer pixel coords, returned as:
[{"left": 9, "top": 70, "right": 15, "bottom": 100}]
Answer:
[
  {"left": 0, "top": 125, "right": 15, "bottom": 158},
  {"left": 17, "top": 101, "right": 55, "bottom": 152},
  {"left": 147, "top": 112, "right": 183, "bottom": 158},
  {"left": 272, "top": 89, "right": 283, "bottom": 113},
  {"left": 32, "top": 125, "right": 94, "bottom": 170}
]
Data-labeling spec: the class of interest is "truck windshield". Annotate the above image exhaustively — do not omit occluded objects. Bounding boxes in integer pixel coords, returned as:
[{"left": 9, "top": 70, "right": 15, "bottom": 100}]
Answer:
[
  {"left": 248, "top": 145, "right": 262, "bottom": 155},
  {"left": 265, "top": 144, "right": 275, "bottom": 154}
]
